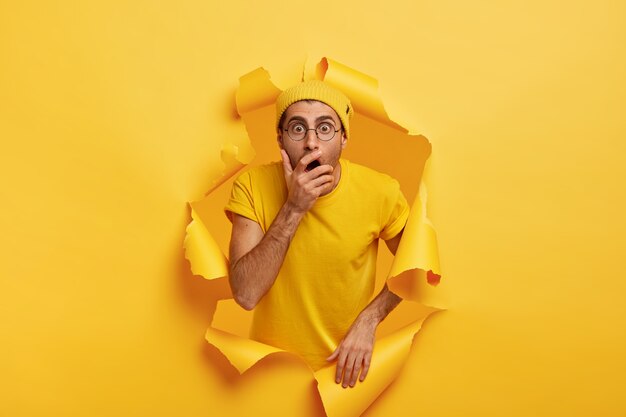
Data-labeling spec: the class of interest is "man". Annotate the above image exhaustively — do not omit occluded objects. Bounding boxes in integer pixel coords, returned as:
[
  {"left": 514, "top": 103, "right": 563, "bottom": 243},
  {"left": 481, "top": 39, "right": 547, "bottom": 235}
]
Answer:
[{"left": 225, "top": 80, "right": 409, "bottom": 388}]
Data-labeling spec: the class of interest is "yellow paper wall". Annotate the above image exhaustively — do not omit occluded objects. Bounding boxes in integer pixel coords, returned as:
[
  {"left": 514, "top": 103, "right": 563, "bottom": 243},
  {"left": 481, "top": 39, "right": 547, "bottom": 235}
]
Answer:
[{"left": 1, "top": 1, "right": 625, "bottom": 416}]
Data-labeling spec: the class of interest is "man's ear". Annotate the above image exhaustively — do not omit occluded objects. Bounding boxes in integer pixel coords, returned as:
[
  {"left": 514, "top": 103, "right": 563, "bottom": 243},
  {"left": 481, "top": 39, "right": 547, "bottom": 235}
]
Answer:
[{"left": 341, "top": 132, "right": 348, "bottom": 150}]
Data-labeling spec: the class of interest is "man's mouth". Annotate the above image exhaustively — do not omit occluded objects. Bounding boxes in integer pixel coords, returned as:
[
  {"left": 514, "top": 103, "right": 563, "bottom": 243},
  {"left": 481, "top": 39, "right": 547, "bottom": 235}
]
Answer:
[{"left": 305, "top": 160, "right": 321, "bottom": 172}]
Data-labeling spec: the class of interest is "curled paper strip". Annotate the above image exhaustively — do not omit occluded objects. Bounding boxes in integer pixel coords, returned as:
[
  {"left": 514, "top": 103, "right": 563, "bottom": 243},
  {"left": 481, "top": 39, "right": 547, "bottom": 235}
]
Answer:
[{"left": 184, "top": 57, "right": 445, "bottom": 417}]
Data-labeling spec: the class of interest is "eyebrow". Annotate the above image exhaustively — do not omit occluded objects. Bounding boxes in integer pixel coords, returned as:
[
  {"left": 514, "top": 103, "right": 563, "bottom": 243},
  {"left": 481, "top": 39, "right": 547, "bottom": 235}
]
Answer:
[{"left": 286, "top": 115, "right": 337, "bottom": 125}]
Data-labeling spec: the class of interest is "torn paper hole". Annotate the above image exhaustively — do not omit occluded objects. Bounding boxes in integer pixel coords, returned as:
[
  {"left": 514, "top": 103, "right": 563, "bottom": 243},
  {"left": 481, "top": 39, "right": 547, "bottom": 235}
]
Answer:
[{"left": 184, "top": 57, "right": 445, "bottom": 417}]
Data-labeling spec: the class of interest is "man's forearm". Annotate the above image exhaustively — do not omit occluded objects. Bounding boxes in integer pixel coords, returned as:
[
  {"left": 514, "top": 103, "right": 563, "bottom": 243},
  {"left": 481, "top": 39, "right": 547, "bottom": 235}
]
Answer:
[
  {"left": 229, "top": 202, "right": 304, "bottom": 310},
  {"left": 328, "top": 283, "right": 402, "bottom": 387},
  {"left": 355, "top": 284, "right": 402, "bottom": 327}
]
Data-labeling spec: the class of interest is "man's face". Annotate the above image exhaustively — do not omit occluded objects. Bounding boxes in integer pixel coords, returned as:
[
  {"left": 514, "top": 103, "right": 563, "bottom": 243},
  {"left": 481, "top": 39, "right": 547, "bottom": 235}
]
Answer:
[{"left": 277, "top": 100, "right": 347, "bottom": 170}]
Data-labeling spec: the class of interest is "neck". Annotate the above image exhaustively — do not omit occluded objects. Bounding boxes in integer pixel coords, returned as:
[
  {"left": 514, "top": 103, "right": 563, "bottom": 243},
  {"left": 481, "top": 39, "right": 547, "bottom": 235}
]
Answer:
[{"left": 320, "top": 160, "right": 342, "bottom": 197}]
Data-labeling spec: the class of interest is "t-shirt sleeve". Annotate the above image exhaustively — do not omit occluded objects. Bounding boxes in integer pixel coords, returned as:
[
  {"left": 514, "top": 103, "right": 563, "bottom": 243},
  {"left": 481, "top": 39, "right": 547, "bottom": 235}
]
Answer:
[
  {"left": 224, "top": 171, "right": 258, "bottom": 223},
  {"left": 379, "top": 180, "right": 410, "bottom": 241}
]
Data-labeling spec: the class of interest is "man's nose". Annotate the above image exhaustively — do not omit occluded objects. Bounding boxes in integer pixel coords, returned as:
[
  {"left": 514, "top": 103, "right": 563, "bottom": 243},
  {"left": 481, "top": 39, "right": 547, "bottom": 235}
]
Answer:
[{"left": 304, "top": 129, "right": 319, "bottom": 150}]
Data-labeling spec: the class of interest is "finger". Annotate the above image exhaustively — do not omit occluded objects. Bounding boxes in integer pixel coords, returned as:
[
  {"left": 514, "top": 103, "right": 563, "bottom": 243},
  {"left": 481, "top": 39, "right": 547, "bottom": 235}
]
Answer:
[
  {"left": 308, "top": 174, "right": 334, "bottom": 190},
  {"left": 335, "top": 349, "right": 348, "bottom": 384},
  {"left": 326, "top": 348, "right": 339, "bottom": 362},
  {"left": 304, "top": 164, "right": 333, "bottom": 180},
  {"left": 280, "top": 150, "right": 293, "bottom": 176},
  {"left": 350, "top": 355, "right": 363, "bottom": 387},
  {"left": 316, "top": 176, "right": 337, "bottom": 196},
  {"left": 342, "top": 353, "right": 357, "bottom": 388},
  {"left": 360, "top": 354, "right": 371, "bottom": 382},
  {"left": 295, "top": 150, "right": 322, "bottom": 174}
]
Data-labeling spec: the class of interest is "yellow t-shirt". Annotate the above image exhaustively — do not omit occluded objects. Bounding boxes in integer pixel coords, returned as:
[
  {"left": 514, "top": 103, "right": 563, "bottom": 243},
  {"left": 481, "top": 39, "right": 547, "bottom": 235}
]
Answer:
[{"left": 225, "top": 158, "right": 409, "bottom": 370}]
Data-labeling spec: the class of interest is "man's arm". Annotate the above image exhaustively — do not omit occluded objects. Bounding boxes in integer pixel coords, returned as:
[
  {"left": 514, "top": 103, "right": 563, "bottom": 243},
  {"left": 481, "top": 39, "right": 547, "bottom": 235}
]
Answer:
[
  {"left": 326, "top": 228, "right": 405, "bottom": 388},
  {"left": 229, "top": 207, "right": 304, "bottom": 310},
  {"left": 228, "top": 149, "right": 334, "bottom": 310},
  {"left": 384, "top": 227, "right": 404, "bottom": 255}
]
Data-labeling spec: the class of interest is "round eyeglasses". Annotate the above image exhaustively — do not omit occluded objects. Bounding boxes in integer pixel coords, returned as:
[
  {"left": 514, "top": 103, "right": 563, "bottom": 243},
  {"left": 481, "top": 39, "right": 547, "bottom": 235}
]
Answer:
[{"left": 283, "top": 122, "right": 341, "bottom": 141}]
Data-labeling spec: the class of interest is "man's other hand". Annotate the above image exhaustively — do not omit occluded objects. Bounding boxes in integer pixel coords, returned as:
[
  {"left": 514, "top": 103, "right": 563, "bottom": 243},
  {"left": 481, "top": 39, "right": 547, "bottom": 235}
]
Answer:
[
  {"left": 326, "top": 316, "right": 377, "bottom": 388},
  {"left": 281, "top": 150, "right": 334, "bottom": 214}
]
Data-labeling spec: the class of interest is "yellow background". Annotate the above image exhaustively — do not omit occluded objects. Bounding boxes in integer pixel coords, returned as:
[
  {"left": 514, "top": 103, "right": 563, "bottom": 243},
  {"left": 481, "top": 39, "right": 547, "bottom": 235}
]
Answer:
[{"left": 1, "top": 0, "right": 624, "bottom": 416}]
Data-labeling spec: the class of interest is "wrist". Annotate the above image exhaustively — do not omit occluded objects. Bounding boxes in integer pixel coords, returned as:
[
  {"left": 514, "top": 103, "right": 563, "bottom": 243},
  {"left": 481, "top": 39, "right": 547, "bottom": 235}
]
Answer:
[
  {"left": 269, "top": 201, "right": 305, "bottom": 239},
  {"left": 284, "top": 199, "right": 308, "bottom": 217},
  {"left": 356, "top": 311, "right": 381, "bottom": 329}
]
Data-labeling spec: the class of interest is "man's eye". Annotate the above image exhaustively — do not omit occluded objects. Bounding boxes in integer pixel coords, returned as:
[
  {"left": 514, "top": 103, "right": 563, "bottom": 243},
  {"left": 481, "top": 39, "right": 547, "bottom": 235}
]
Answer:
[
  {"left": 318, "top": 123, "right": 332, "bottom": 133},
  {"left": 291, "top": 124, "right": 305, "bottom": 133}
]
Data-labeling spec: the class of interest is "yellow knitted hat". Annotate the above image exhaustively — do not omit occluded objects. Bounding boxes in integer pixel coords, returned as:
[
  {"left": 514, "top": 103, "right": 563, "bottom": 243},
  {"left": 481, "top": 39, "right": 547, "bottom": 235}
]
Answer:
[{"left": 275, "top": 80, "right": 354, "bottom": 139}]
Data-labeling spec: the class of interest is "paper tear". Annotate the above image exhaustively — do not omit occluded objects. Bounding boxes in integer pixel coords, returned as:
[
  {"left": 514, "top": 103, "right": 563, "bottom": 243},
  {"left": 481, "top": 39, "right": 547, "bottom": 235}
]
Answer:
[
  {"left": 183, "top": 208, "right": 228, "bottom": 281},
  {"left": 184, "top": 57, "right": 445, "bottom": 417}
]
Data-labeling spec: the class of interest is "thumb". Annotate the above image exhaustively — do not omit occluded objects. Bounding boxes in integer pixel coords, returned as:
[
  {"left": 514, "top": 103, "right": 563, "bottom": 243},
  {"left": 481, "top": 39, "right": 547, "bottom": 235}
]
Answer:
[{"left": 326, "top": 346, "right": 340, "bottom": 362}]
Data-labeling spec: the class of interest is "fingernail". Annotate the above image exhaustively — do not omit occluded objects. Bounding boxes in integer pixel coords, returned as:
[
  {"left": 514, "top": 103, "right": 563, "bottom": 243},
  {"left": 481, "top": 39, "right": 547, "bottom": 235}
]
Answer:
[{"left": 335, "top": 379, "right": 340, "bottom": 383}]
